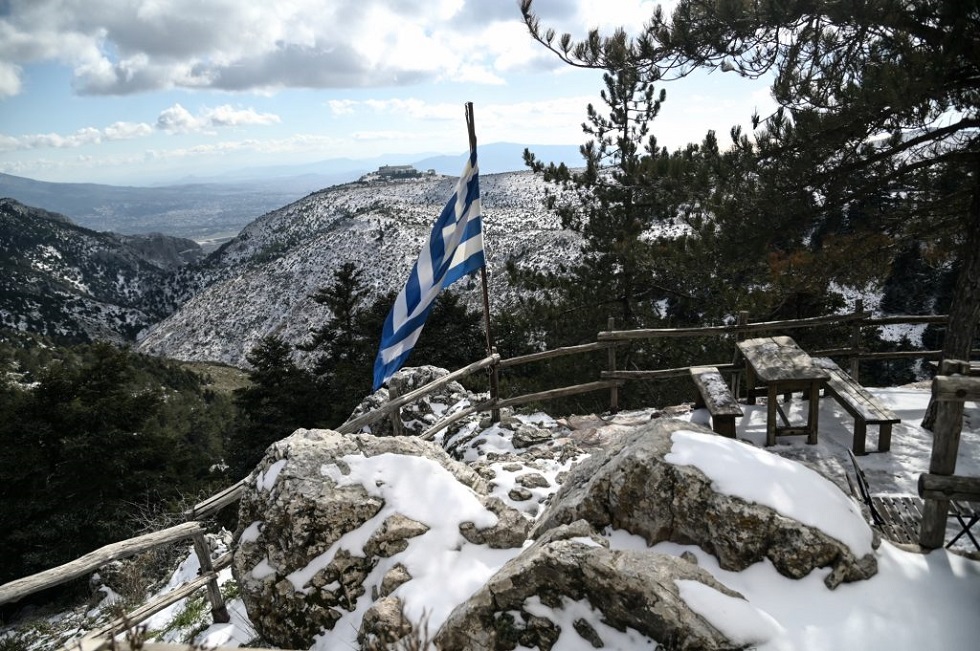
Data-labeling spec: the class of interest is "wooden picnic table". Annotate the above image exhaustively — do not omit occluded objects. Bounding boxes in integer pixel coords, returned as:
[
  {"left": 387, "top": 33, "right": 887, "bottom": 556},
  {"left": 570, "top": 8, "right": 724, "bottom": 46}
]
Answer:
[{"left": 737, "top": 335, "right": 829, "bottom": 446}]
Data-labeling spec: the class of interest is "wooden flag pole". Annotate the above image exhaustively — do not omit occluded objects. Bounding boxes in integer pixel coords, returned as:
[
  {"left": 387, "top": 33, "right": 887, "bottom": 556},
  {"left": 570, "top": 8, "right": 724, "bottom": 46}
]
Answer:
[{"left": 466, "top": 102, "right": 501, "bottom": 421}]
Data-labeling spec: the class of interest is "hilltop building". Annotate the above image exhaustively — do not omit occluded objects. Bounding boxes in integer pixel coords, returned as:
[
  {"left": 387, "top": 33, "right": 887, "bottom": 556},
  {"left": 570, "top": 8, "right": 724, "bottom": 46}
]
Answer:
[{"left": 377, "top": 165, "right": 421, "bottom": 179}]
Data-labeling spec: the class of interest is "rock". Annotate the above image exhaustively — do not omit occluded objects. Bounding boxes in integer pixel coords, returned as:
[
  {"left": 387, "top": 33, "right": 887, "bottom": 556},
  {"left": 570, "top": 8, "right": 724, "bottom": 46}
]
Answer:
[
  {"left": 531, "top": 418, "right": 877, "bottom": 589},
  {"left": 344, "top": 366, "right": 481, "bottom": 437},
  {"left": 508, "top": 487, "right": 533, "bottom": 502},
  {"left": 459, "top": 497, "right": 531, "bottom": 549},
  {"left": 378, "top": 564, "right": 412, "bottom": 598},
  {"left": 513, "top": 423, "right": 553, "bottom": 448},
  {"left": 436, "top": 521, "right": 765, "bottom": 650},
  {"left": 364, "top": 514, "right": 430, "bottom": 558},
  {"left": 231, "top": 428, "right": 527, "bottom": 648},
  {"left": 358, "top": 596, "right": 413, "bottom": 647},
  {"left": 517, "top": 472, "right": 551, "bottom": 489}
]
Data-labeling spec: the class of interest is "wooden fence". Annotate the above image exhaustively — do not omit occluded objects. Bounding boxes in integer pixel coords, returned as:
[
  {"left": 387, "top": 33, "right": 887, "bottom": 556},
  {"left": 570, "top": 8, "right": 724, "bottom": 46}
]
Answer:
[
  {"left": 0, "top": 522, "right": 230, "bottom": 648},
  {"left": 918, "top": 360, "right": 980, "bottom": 548},
  {"left": 2, "top": 306, "right": 975, "bottom": 646}
]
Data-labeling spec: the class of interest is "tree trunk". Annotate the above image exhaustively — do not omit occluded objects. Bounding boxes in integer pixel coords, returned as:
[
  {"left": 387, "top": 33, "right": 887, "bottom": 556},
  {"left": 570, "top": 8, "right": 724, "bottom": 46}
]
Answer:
[{"left": 922, "top": 173, "right": 980, "bottom": 429}]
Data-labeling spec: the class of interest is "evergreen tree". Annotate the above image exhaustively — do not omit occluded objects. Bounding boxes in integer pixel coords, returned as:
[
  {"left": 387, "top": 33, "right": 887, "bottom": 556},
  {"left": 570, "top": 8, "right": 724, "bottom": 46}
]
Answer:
[
  {"left": 523, "top": 30, "right": 678, "bottom": 333},
  {"left": 231, "top": 336, "right": 325, "bottom": 477},
  {"left": 301, "top": 263, "right": 375, "bottom": 421},
  {"left": 0, "top": 342, "right": 231, "bottom": 584},
  {"left": 522, "top": 0, "right": 980, "bottom": 424},
  {"left": 301, "top": 263, "right": 487, "bottom": 419}
]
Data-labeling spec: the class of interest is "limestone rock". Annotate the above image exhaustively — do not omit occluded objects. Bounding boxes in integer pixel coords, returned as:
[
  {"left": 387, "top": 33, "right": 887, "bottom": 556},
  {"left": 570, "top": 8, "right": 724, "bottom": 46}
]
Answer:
[
  {"left": 358, "top": 596, "right": 413, "bottom": 647},
  {"left": 231, "top": 428, "right": 526, "bottom": 649},
  {"left": 436, "top": 521, "right": 763, "bottom": 650},
  {"left": 531, "top": 418, "right": 877, "bottom": 589},
  {"left": 517, "top": 472, "right": 551, "bottom": 489},
  {"left": 378, "top": 564, "right": 412, "bottom": 598},
  {"left": 345, "top": 366, "right": 478, "bottom": 437},
  {"left": 459, "top": 497, "right": 531, "bottom": 549},
  {"left": 512, "top": 423, "right": 553, "bottom": 448}
]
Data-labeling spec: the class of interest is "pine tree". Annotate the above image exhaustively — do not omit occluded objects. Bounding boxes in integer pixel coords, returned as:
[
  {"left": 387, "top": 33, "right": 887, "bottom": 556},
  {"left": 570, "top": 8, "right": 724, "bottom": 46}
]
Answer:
[
  {"left": 522, "top": 0, "right": 980, "bottom": 425},
  {"left": 523, "top": 30, "right": 676, "bottom": 332},
  {"left": 231, "top": 336, "right": 324, "bottom": 477}
]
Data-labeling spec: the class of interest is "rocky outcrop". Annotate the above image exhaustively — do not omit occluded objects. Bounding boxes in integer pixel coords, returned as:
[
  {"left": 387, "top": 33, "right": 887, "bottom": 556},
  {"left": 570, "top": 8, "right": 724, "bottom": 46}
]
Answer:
[
  {"left": 230, "top": 428, "right": 530, "bottom": 649},
  {"left": 345, "top": 365, "right": 480, "bottom": 437},
  {"left": 436, "top": 520, "right": 772, "bottom": 651},
  {"left": 231, "top": 414, "right": 880, "bottom": 649},
  {"left": 531, "top": 418, "right": 877, "bottom": 589}
]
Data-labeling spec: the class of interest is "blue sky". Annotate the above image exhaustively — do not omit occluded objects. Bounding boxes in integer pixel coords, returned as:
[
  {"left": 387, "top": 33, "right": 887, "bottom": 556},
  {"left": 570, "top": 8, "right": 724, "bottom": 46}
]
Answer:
[{"left": 0, "top": 0, "right": 772, "bottom": 185}]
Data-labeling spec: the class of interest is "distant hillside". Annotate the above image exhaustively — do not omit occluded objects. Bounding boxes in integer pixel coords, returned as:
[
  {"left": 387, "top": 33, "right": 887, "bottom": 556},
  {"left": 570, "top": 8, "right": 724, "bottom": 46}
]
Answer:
[
  {"left": 0, "top": 199, "right": 199, "bottom": 343},
  {"left": 137, "top": 171, "right": 582, "bottom": 367},
  {"left": 412, "top": 142, "right": 582, "bottom": 175},
  {"left": 0, "top": 173, "right": 322, "bottom": 244},
  {"left": 0, "top": 169, "right": 583, "bottom": 361},
  {"left": 0, "top": 144, "right": 580, "bottom": 246}
]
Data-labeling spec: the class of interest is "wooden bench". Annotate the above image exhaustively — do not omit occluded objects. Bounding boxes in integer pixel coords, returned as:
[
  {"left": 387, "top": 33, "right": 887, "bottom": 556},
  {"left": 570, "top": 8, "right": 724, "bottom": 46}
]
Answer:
[
  {"left": 690, "top": 366, "right": 743, "bottom": 437},
  {"left": 812, "top": 357, "right": 900, "bottom": 455}
]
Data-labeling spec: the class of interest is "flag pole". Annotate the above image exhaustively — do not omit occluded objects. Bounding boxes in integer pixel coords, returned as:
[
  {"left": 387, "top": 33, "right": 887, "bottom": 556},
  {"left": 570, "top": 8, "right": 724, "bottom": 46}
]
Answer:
[{"left": 466, "top": 102, "right": 500, "bottom": 421}]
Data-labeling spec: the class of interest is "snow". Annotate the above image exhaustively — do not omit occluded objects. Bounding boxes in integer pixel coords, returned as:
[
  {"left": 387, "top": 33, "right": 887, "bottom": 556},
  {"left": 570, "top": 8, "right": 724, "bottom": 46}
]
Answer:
[
  {"left": 304, "top": 453, "right": 522, "bottom": 647},
  {"left": 665, "top": 429, "right": 874, "bottom": 556},
  {"left": 14, "top": 385, "right": 979, "bottom": 651},
  {"left": 675, "top": 579, "right": 784, "bottom": 646},
  {"left": 256, "top": 458, "right": 286, "bottom": 491}
]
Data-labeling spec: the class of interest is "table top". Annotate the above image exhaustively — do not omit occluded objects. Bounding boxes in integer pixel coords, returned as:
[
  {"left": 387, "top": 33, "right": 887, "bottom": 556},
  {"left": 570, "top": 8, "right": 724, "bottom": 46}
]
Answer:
[{"left": 737, "top": 335, "right": 830, "bottom": 383}]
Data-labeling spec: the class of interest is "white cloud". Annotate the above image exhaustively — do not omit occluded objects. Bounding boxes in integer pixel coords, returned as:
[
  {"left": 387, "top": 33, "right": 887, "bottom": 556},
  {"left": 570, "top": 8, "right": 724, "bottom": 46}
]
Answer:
[
  {"left": 324, "top": 94, "right": 598, "bottom": 148},
  {"left": 0, "top": 121, "right": 154, "bottom": 151},
  {"left": 327, "top": 100, "right": 357, "bottom": 116},
  {"left": 351, "top": 130, "right": 428, "bottom": 142},
  {"left": 0, "top": 0, "right": 643, "bottom": 95},
  {"left": 155, "top": 103, "right": 281, "bottom": 133},
  {"left": 0, "top": 62, "right": 22, "bottom": 97}
]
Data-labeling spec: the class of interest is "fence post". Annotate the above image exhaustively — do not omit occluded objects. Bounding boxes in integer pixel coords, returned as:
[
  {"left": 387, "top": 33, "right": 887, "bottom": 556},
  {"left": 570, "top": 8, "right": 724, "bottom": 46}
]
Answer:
[
  {"left": 849, "top": 298, "right": 864, "bottom": 380},
  {"left": 918, "top": 358, "right": 971, "bottom": 549},
  {"left": 732, "top": 310, "right": 749, "bottom": 399},
  {"left": 490, "top": 346, "right": 501, "bottom": 423},
  {"left": 191, "top": 533, "right": 230, "bottom": 624},
  {"left": 607, "top": 317, "right": 619, "bottom": 413},
  {"left": 388, "top": 384, "right": 405, "bottom": 436}
]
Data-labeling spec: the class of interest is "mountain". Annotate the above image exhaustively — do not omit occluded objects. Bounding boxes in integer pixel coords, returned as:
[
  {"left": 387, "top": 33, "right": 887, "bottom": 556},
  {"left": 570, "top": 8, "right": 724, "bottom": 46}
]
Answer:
[
  {"left": 137, "top": 170, "right": 581, "bottom": 367},
  {"left": 0, "top": 172, "right": 325, "bottom": 245},
  {"left": 412, "top": 142, "right": 582, "bottom": 175},
  {"left": 0, "top": 144, "right": 581, "bottom": 247},
  {"left": 0, "top": 198, "right": 200, "bottom": 343}
]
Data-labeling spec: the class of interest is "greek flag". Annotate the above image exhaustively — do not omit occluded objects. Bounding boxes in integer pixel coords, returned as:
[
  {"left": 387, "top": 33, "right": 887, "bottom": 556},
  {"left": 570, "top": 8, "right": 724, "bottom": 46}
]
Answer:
[{"left": 372, "top": 151, "right": 485, "bottom": 390}]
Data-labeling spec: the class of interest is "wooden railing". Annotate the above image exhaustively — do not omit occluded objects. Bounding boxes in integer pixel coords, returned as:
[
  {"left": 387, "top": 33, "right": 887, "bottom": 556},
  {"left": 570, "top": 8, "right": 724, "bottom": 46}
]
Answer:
[
  {"left": 918, "top": 360, "right": 980, "bottom": 549},
  {"left": 0, "top": 522, "right": 231, "bottom": 647},
  {"left": 3, "top": 306, "right": 974, "bottom": 644},
  {"left": 179, "top": 307, "right": 978, "bottom": 522}
]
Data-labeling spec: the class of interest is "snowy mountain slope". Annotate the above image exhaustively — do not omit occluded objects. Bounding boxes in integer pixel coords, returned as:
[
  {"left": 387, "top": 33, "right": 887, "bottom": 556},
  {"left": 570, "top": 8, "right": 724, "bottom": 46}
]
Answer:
[
  {"left": 0, "top": 199, "right": 202, "bottom": 343},
  {"left": 137, "top": 171, "right": 582, "bottom": 367}
]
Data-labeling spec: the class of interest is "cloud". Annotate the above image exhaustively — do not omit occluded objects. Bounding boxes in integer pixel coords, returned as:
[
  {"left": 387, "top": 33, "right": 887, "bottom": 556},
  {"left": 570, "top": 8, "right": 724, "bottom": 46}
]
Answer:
[
  {"left": 0, "top": 0, "right": 646, "bottom": 96},
  {"left": 0, "top": 61, "right": 21, "bottom": 97},
  {"left": 0, "top": 121, "right": 153, "bottom": 151},
  {"left": 156, "top": 103, "right": 281, "bottom": 133},
  {"left": 322, "top": 94, "right": 597, "bottom": 148}
]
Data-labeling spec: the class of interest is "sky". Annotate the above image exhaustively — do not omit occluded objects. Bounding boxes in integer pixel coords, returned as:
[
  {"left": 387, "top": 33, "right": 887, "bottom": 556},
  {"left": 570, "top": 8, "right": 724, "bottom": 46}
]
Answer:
[
  {"left": 54, "top": 386, "right": 980, "bottom": 650},
  {"left": 0, "top": 0, "right": 773, "bottom": 186}
]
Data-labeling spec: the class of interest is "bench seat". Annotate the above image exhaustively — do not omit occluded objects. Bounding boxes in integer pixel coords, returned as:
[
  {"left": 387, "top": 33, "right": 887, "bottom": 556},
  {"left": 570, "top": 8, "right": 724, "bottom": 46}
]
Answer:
[
  {"left": 690, "top": 366, "right": 743, "bottom": 437},
  {"left": 813, "top": 357, "right": 900, "bottom": 454}
]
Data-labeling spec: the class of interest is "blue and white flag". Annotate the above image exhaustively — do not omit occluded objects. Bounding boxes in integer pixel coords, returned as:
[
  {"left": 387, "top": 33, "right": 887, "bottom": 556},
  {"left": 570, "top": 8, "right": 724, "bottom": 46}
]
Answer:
[{"left": 372, "top": 151, "right": 485, "bottom": 390}]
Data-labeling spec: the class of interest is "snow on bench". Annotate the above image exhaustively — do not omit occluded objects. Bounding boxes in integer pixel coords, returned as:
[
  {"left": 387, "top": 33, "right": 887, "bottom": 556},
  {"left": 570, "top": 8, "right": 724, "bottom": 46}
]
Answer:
[
  {"left": 813, "top": 357, "right": 900, "bottom": 455},
  {"left": 690, "top": 366, "right": 743, "bottom": 438}
]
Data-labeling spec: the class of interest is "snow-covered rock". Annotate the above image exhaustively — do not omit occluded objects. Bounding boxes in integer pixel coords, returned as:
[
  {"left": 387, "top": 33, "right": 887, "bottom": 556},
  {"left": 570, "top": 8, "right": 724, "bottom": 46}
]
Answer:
[
  {"left": 231, "top": 428, "right": 530, "bottom": 649},
  {"left": 532, "top": 418, "right": 879, "bottom": 589}
]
